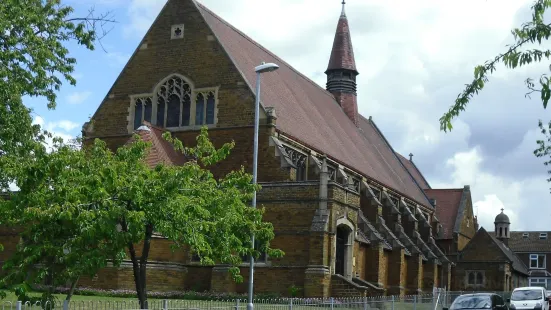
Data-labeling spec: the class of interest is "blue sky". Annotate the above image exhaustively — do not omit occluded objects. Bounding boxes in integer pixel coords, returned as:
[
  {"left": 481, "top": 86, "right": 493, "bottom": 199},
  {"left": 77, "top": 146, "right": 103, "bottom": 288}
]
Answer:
[
  {"left": 26, "top": 0, "right": 144, "bottom": 140},
  {"left": 23, "top": 0, "right": 551, "bottom": 231}
]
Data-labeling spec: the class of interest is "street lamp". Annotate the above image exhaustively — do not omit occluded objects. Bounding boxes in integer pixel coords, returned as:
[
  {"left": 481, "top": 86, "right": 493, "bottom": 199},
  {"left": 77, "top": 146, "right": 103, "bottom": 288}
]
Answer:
[{"left": 247, "top": 61, "right": 279, "bottom": 310}]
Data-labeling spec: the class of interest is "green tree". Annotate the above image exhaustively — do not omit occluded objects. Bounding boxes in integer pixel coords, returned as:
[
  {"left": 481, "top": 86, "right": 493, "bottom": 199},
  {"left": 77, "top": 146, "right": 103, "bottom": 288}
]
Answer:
[
  {"left": 440, "top": 0, "right": 551, "bottom": 188},
  {"left": 0, "top": 128, "right": 283, "bottom": 309},
  {"left": 0, "top": 0, "right": 114, "bottom": 190}
]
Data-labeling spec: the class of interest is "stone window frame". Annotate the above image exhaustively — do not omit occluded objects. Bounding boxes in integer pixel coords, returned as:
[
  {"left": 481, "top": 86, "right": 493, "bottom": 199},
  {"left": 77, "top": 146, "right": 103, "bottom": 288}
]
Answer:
[
  {"left": 530, "top": 254, "right": 546, "bottom": 269},
  {"left": 281, "top": 144, "right": 308, "bottom": 181},
  {"left": 465, "top": 270, "right": 485, "bottom": 287},
  {"left": 332, "top": 217, "right": 355, "bottom": 280},
  {"left": 127, "top": 73, "right": 219, "bottom": 133},
  {"left": 238, "top": 239, "right": 270, "bottom": 267},
  {"left": 187, "top": 241, "right": 271, "bottom": 266}
]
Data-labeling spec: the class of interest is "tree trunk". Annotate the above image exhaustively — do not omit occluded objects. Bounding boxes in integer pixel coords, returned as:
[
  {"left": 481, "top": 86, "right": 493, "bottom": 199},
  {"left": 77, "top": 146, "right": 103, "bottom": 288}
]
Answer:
[
  {"left": 127, "top": 222, "right": 154, "bottom": 309},
  {"left": 139, "top": 224, "right": 154, "bottom": 309},
  {"left": 65, "top": 276, "right": 80, "bottom": 301}
]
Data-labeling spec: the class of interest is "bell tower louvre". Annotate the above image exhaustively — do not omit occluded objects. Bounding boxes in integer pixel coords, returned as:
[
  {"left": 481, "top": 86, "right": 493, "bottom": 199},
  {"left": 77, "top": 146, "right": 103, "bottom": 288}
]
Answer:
[{"left": 325, "top": 0, "right": 360, "bottom": 126}]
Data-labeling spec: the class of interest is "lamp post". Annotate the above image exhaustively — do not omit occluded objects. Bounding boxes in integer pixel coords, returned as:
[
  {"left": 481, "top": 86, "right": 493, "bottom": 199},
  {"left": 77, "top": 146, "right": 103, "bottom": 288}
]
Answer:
[{"left": 247, "top": 61, "right": 279, "bottom": 310}]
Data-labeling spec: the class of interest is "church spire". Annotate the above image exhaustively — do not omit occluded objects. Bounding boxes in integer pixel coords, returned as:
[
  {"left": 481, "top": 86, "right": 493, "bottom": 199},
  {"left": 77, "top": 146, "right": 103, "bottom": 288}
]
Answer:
[
  {"left": 326, "top": 1, "right": 357, "bottom": 74},
  {"left": 326, "top": 0, "right": 359, "bottom": 126}
]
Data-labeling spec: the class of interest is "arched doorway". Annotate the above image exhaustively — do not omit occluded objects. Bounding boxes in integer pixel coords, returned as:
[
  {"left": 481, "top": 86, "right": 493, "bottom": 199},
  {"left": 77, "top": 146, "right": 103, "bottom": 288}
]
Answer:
[{"left": 336, "top": 225, "right": 352, "bottom": 277}]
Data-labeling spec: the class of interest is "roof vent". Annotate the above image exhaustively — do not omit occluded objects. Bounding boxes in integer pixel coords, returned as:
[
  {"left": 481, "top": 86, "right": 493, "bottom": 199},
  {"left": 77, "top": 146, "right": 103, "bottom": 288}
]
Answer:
[
  {"left": 523, "top": 233, "right": 529, "bottom": 239},
  {"left": 540, "top": 233, "right": 547, "bottom": 240}
]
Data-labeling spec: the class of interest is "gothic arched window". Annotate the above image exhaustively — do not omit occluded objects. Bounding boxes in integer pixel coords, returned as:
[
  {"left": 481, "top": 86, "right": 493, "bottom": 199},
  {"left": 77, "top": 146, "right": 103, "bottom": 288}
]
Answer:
[
  {"left": 133, "top": 97, "right": 152, "bottom": 130},
  {"left": 156, "top": 76, "right": 192, "bottom": 128},
  {"left": 129, "top": 74, "right": 218, "bottom": 132},
  {"left": 195, "top": 91, "right": 216, "bottom": 125}
]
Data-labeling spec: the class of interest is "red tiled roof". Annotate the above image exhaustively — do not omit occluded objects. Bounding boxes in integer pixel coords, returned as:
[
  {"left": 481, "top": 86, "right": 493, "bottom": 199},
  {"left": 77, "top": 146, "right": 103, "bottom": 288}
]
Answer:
[
  {"left": 126, "top": 122, "right": 188, "bottom": 168},
  {"left": 424, "top": 189, "right": 464, "bottom": 239},
  {"left": 326, "top": 11, "right": 357, "bottom": 73},
  {"left": 397, "top": 153, "right": 431, "bottom": 190},
  {"left": 195, "top": 2, "right": 432, "bottom": 207}
]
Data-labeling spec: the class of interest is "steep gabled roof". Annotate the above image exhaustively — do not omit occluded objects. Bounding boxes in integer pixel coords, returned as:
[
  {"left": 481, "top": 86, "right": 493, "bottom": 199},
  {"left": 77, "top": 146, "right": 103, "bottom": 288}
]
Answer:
[
  {"left": 486, "top": 229, "right": 529, "bottom": 275},
  {"left": 463, "top": 227, "right": 529, "bottom": 276},
  {"left": 424, "top": 188, "right": 464, "bottom": 239},
  {"left": 127, "top": 122, "right": 188, "bottom": 168},
  {"left": 397, "top": 153, "right": 431, "bottom": 190},
  {"left": 194, "top": 2, "right": 433, "bottom": 208}
]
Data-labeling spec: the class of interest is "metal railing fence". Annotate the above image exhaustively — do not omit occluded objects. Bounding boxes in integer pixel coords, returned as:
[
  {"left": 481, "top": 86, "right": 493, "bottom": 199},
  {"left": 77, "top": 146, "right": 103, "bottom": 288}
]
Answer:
[{"left": 0, "top": 291, "right": 513, "bottom": 310}]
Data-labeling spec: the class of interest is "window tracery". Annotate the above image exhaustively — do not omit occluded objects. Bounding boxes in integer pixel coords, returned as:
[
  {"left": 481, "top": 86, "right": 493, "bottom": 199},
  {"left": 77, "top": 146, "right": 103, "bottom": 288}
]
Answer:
[
  {"left": 351, "top": 178, "right": 360, "bottom": 192},
  {"left": 195, "top": 91, "right": 216, "bottom": 125},
  {"left": 283, "top": 145, "right": 307, "bottom": 181},
  {"left": 327, "top": 165, "right": 337, "bottom": 181},
  {"left": 129, "top": 74, "right": 218, "bottom": 132},
  {"left": 133, "top": 96, "right": 153, "bottom": 130}
]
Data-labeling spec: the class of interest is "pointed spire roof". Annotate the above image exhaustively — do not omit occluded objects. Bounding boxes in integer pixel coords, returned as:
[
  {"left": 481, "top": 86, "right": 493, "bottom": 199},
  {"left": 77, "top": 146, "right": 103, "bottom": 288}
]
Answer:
[{"left": 326, "top": 0, "right": 358, "bottom": 74}]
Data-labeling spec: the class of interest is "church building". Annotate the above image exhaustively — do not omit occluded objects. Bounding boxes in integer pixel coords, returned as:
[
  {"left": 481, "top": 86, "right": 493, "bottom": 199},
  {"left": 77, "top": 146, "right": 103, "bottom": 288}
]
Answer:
[
  {"left": 77, "top": 0, "right": 456, "bottom": 297},
  {"left": 0, "top": 0, "right": 477, "bottom": 298}
]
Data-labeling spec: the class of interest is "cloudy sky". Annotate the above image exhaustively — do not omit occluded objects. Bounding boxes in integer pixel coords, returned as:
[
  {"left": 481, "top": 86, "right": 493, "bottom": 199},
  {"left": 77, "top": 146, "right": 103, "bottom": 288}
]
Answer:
[{"left": 25, "top": 0, "right": 551, "bottom": 231}]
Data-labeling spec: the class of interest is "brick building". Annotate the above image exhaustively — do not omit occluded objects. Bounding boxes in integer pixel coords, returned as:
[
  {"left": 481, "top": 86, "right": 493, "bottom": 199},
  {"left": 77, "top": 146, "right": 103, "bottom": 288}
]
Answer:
[
  {"left": 453, "top": 225, "right": 528, "bottom": 291},
  {"left": 1, "top": 0, "right": 462, "bottom": 297},
  {"left": 397, "top": 155, "right": 478, "bottom": 262},
  {"left": 488, "top": 210, "right": 551, "bottom": 289},
  {"left": 397, "top": 155, "right": 527, "bottom": 292},
  {"left": 451, "top": 210, "right": 530, "bottom": 291}
]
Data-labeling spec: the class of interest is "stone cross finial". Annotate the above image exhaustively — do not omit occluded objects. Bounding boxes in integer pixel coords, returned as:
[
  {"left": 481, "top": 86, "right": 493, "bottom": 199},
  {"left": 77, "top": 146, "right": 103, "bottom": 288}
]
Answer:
[
  {"left": 501, "top": 208, "right": 504, "bottom": 213},
  {"left": 409, "top": 153, "right": 413, "bottom": 161}
]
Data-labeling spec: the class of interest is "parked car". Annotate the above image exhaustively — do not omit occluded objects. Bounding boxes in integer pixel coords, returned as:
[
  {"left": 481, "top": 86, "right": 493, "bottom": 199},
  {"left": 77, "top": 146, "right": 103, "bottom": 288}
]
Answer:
[
  {"left": 508, "top": 287, "right": 549, "bottom": 310},
  {"left": 444, "top": 293, "right": 507, "bottom": 310}
]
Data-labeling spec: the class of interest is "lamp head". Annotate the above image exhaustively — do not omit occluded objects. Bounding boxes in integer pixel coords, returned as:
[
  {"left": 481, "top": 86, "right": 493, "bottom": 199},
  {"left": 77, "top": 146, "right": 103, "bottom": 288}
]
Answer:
[{"left": 255, "top": 62, "right": 279, "bottom": 73}]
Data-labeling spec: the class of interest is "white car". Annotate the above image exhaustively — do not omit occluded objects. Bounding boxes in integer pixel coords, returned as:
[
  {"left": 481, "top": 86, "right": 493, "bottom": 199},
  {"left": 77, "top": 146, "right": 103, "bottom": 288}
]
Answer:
[{"left": 508, "top": 287, "right": 549, "bottom": 310}]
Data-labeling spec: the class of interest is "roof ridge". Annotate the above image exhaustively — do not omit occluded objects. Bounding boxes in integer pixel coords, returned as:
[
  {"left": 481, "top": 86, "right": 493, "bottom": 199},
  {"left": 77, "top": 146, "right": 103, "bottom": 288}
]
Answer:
[
  {"left": 408, "top": 158, "right": 432, "bottom": 189},
  {"left": 394, "top": 150, "right": 432, "bottom": 190},
  {"left": 194, "top": 1, "right": 338, "bottom": 103},
  {"left": 367, "top": 117, "right": 433, "bottom": 207},
  {"left": 426, "top": 188, "right": 464, "bottom": 191}
]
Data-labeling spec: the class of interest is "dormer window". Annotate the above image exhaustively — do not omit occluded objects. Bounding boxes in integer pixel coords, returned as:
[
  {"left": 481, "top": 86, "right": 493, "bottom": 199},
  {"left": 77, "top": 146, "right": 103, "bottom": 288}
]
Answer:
[
  {"left": 540, "top": 233, "right": 547, "bottom": 240},
  {"left": 523, "top": 233, "right": 530, "bottom": 239}
]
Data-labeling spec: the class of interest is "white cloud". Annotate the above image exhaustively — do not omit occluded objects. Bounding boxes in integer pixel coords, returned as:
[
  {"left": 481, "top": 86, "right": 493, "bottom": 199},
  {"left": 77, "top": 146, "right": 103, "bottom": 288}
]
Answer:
[
  {"left": 66, "top": 91, "right": 92, "bottom": 105},
  {"left": 33, "top": 116, "right": 77, "bottom": 151},
  {"left": 51, "top": 120, "right": 79, "bottom": 132},
  {"left": 124, "top": 0, "right": 167, "bottom": 38},
  {"left": 120, "top": 0, "right": 551, "bottom": 230},
  {"left": 432, "top": 147, "right": 549, "bottom": 231}
]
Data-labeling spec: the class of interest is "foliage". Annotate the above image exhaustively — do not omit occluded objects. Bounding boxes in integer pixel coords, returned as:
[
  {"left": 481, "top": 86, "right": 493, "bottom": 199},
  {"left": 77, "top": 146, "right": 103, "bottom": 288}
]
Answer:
[
  {"left": 440, "top": 0, "right": 551, "bottom": 132},
  {"left": 0, "top": 0, "right": 115, "bottom": 191},
  {"left": 23, "top": 285, "right": 282, "bottom": 301},
  {"left": 535, "top": 120, "right": 551, "bottom": 190},
  {"left": 441, "top": 0, "right": 551, "bottom": 189},
  {"left": 0, "top": 127, "right": 283, "bottom": 309},
  {"left": 288, "top": 285, "right": 302, "bottom": 298}
]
